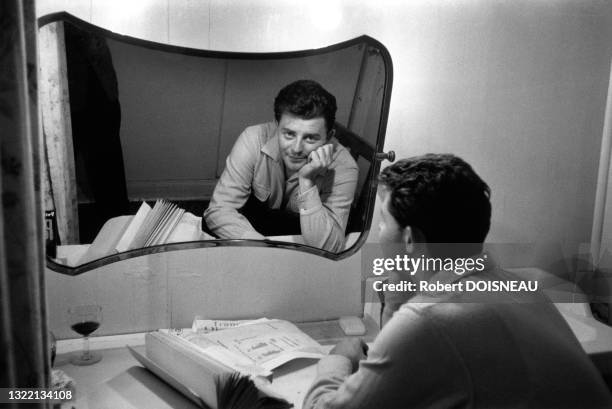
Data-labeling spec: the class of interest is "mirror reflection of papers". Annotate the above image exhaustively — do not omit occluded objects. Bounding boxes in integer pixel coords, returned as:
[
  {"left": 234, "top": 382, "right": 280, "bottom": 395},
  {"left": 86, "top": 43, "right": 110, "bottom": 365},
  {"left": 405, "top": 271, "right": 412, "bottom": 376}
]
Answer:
[
  {"left": 132, "top": 318, "right": 325, "bottom": 409},
  {"left": 53, "top": 201, "right": 362, "bottom": 266},
  {"left": 75, "top": 199, "right": 212, "bottom": 265}
]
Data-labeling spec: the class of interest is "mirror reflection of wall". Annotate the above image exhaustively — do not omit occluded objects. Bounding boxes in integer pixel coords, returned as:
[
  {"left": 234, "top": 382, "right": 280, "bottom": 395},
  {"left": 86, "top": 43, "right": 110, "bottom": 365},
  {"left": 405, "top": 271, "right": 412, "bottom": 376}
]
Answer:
[
  {"left": 111, "top": 40, "right": 363, "bottom": 201},
  {"left": 39, "top": 15, "right": 392, "bottom": 272}
]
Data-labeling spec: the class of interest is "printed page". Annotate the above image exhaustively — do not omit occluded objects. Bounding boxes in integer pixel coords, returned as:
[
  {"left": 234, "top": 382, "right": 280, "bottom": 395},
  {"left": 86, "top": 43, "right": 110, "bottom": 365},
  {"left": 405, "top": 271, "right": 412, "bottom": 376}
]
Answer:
[
  {"left": 192, "top": 320, "right": 325, "bottom": 372},
  {"left": 192, "top": 318, "right": 272, "bottom": 333},
  {"left": 160, "top": 328, "right": 271, "bottom": 377}
]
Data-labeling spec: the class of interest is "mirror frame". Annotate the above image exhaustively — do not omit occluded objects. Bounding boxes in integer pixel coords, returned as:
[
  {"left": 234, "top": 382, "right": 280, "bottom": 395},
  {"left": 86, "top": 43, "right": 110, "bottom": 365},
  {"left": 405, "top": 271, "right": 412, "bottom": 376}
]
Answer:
[{"left": 40, "top": 12, "right": 394, "bottom": 275}]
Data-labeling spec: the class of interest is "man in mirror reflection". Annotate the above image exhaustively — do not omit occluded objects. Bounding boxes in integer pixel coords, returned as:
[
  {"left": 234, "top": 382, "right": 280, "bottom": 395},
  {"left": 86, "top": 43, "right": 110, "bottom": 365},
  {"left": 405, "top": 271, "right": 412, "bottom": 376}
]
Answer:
[
  {"left": 204, "top": 80, "right": 358, "bottom": 252},
  {"left": 303, "top": 154, "right": 612, "bottom": 409}
]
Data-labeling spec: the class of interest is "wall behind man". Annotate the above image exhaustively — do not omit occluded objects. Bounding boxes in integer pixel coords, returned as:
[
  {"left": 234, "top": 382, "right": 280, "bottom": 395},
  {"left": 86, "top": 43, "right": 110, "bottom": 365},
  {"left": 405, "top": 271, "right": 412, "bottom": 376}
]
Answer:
[
  {"left": 37, "top": 0, "right": 612, "bottom": 266},
  {"left": 105, "top": 37, "right": 362, "bottom": 200}
]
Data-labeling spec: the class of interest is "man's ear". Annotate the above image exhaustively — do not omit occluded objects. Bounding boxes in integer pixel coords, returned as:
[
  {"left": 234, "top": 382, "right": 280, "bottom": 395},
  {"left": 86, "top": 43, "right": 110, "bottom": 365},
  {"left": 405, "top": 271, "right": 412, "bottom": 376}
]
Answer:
[
  {"left": 402, "top": 226, "right": 414, "bottom": 253},
  {"left": 327, "top": 128, "right": 336, "bottom": 140}
]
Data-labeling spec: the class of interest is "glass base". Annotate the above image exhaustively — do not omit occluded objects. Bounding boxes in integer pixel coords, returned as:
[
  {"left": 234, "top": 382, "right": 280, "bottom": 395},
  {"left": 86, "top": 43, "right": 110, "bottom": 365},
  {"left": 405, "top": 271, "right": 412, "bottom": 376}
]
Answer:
[{"left": 70, "top": 351, "right": 102, "bottom": 366}]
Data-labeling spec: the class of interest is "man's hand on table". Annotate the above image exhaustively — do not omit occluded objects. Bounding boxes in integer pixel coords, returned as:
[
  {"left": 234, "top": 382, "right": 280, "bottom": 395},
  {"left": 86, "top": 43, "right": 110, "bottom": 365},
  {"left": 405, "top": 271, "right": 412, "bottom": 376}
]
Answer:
[{"left": 329, "top": 338, "right": 368, "bottom": 373}]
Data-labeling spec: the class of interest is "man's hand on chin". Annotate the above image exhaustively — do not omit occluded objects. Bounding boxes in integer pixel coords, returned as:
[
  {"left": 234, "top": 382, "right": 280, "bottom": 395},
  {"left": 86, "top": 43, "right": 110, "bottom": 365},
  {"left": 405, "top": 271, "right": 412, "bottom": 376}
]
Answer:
[{"left": 298, "top": 144, "right": 334, "bottom": 192}]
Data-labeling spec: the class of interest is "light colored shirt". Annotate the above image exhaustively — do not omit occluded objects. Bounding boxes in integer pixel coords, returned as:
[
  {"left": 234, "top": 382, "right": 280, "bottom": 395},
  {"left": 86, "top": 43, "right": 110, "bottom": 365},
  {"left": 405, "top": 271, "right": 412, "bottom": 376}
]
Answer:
[
  {"left": 204, "top": 122, "right": 358, "bottom": 252},
  {"left": 303, "top": 266, "right": 612, "bottom": 409}
]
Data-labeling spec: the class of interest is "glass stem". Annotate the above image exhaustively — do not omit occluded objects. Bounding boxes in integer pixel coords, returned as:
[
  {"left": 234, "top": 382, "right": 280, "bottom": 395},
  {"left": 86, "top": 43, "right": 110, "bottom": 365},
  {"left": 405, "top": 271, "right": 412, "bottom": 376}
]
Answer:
[{"left": 83, "top": 335, "right": 90, "bottom": 359}]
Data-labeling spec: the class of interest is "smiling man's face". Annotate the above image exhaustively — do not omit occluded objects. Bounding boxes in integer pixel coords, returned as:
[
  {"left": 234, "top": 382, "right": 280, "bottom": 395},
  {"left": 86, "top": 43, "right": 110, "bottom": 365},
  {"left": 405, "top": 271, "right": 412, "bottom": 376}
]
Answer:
[{"left": 277, "top": 112, "right": 328, "bottom": 176}]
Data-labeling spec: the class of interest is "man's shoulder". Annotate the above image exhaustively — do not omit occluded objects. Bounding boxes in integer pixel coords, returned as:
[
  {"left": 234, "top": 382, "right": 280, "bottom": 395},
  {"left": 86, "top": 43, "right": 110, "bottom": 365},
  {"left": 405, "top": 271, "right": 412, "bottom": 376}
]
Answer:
[
  {"left": 398, "top": 269, "right": 563, "bottom": 325},
  {"left": 330, "top": 138, "right": 358, "bottom": 171},
  {"left": 239, "top": 122, "right": 277, "bottom": 148},
  {"left": 396, "top": 290, "right": 500, "bottom": 325},
  {"left": 398, "top": 298, "right": 474, "bottom": 320}
]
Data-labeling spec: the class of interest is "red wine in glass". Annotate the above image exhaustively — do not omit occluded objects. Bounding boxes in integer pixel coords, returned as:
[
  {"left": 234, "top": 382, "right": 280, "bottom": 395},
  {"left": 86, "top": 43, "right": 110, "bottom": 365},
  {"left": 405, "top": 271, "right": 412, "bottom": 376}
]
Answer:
[
  {"left": 68, "top": 305, "right": 102, "bottom": 365},
  {"left": 71, "top": 321, "right": 100, "bottom": 337}
]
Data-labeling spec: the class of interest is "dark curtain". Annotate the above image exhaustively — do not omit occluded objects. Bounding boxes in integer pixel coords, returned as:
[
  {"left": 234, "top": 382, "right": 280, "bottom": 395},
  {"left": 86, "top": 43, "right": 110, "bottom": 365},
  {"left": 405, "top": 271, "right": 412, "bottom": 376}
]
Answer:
[
  {"left": 64, "top": 22, "right": 129, "bottom": 243},
  {"left": 0, "top": 0, "right": 50, "bottom": 405}
]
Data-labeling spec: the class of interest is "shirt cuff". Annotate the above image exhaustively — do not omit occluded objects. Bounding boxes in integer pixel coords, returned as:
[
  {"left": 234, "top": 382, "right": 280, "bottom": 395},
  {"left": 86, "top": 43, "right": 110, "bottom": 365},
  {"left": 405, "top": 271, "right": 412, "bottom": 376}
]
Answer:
[
  {"left": 298, "top": 185, "right": 323, "bottom": 215},
  {"left": 316, "top": 355, "right": 353, "bottom": 377}
]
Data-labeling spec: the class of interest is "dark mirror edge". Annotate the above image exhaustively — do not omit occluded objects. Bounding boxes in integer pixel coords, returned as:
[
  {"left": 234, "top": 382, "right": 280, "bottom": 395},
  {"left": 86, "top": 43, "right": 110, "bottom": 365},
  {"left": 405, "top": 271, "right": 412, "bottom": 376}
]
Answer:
[{"left": 40, "top": 12, "right": 394, "bottom": 275}]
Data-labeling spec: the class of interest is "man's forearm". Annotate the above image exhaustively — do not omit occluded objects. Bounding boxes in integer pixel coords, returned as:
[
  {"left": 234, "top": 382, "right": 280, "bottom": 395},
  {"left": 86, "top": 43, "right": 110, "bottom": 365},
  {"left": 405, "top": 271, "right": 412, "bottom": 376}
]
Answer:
[
  {"left": 204, "top": 206, "right": 265, "bottom": 239},
  {"left": 297, "top": 185, "right": 347, "bottom": 252},
  {"left": 303, "top": 355, "right": 354, "bottom": 409}
]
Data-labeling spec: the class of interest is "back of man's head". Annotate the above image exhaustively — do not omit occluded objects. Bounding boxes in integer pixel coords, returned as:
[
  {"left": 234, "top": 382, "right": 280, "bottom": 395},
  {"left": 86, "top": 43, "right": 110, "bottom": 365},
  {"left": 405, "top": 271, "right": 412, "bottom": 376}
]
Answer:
[
  {"left": 379, "top": 154, "right": 491, "bottom": 257},
  {"left": 274, "top": 79, "right": 337, "bottom": 133}
]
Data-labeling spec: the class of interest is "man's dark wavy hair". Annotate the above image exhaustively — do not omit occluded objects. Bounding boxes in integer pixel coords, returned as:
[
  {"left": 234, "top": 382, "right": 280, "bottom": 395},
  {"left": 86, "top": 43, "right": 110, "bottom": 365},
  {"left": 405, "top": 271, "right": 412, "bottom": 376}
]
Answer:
[
  {"left": 274, "top": 80, "right": 337, "bottom": 134},
  {"left": 379, "top": 154, "right": 491, "bottom": 256}
]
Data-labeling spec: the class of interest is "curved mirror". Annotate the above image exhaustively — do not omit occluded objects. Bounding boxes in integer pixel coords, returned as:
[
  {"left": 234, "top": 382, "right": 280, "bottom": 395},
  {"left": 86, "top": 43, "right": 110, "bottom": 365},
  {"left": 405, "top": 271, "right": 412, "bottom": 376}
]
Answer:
[{"left": 40, "top": 13, "right": 393, "bottom": 275}]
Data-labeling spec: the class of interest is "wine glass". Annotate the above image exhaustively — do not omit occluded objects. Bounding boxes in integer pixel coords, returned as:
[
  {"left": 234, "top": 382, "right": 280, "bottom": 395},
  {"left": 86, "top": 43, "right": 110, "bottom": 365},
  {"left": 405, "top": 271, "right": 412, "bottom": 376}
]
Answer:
[{"left": 68, "top": 305, "right": 102, "bottom": 365}]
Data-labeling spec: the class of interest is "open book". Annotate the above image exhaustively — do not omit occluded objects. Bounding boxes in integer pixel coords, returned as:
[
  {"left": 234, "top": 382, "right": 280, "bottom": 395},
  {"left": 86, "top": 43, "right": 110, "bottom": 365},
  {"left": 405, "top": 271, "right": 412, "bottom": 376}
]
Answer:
[
  {"left": 78, "top": 200, "right": 206, "bottom": 265},
  {"left": 129, "top": 319, "right": 325, "bottom": 409},
  {"left": 115, "top": 199, "right": 186, "bottom": 251}
]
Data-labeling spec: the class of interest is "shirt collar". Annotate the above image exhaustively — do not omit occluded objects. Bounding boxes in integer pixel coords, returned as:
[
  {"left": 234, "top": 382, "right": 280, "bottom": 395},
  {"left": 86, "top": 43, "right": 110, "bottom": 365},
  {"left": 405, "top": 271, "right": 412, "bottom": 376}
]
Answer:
[{"left": 261, "top": 125, "right": 282, "bottom": 162}]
